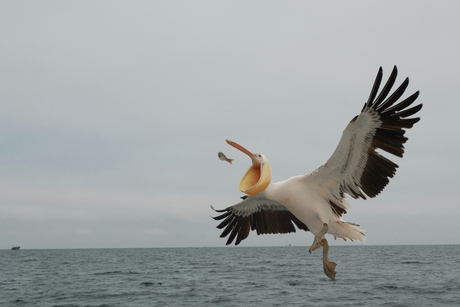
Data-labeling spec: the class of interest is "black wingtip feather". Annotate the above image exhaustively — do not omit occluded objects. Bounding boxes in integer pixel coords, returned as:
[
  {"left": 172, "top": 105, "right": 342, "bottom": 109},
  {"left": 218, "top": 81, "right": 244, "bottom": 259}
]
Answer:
[
  {"left": 376, "top": 77, "right": 409, "bottom": 111},
  {"left": 212, "top": 205, "right": 309, "bottom": 246},
  {"left": 371, "top": 66, "right": 398, "bottom": 109},
  {"left": 357, "top": 66, "right": 422, "bottom": 198},
  {"left": 397, "top": 104, "right": 423, "bottom": 118},
  {"left": 363, "top": 67, "right": 383, "bottom": 112}
]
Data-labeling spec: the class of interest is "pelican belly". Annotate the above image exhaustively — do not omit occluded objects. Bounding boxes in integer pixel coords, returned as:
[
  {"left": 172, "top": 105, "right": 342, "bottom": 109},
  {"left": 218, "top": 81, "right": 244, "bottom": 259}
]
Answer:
[{"left": 263, "top": 176, "right": 334, "bottom": 235}]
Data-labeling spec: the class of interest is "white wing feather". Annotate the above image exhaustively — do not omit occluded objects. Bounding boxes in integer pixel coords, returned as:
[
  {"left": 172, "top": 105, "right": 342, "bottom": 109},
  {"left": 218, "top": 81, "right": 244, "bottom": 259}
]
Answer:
[{"left": 304, "top": 66, "right": 421, "bottom": 213}]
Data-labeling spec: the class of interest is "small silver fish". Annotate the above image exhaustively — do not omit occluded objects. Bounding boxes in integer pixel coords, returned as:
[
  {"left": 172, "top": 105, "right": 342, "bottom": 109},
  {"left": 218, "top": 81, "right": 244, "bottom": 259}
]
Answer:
[{"left": 218, "top": 152, "right": 234, "bottom": 164}]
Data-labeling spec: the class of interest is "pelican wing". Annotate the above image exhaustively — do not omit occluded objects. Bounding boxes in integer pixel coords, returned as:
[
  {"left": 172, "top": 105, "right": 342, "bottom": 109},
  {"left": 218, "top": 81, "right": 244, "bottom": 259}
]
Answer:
[
  {"left": 212, "top": 195, "right": 309, "bottom": 245},
  {"left": 306, "top": 66, "right": 422, "bottom": 210}
]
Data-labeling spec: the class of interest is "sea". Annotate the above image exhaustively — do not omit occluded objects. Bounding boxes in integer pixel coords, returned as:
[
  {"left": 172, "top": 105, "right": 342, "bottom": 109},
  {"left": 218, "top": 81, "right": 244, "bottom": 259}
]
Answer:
[{"left": 1, "top": 245, "right": 459, "bottom": 306}]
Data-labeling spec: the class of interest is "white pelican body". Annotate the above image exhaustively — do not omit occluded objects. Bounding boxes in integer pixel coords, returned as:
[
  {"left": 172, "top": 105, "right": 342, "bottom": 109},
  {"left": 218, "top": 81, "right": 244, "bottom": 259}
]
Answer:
[
  {"left": 212, "top": 66, "right": 422, "bottom": 280},
  {"left": 262, "top": 177, "right": 362, "bottom": 240}
]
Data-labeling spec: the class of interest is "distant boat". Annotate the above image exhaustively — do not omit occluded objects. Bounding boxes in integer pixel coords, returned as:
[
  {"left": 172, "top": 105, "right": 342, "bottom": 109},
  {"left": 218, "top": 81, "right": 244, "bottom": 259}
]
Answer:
[{"left": 11, "top": 246, "right": 20, "bottom": 250}]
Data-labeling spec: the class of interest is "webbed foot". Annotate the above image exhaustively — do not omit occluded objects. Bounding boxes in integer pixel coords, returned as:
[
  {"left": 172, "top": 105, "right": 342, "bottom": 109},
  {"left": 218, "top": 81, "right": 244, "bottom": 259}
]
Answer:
[
  {"left": 321, "top": 238, "right": 337, "bottom": 281},
  {"left": 323, "top": 260, "right": 337, "bottom": 281}
]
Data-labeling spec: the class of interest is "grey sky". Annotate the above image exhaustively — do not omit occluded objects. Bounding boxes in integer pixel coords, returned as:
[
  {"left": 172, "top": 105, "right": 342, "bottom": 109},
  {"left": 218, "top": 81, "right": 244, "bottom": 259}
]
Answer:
[{"left": 1, "top": 1, "right": 459, "bottom": 249}]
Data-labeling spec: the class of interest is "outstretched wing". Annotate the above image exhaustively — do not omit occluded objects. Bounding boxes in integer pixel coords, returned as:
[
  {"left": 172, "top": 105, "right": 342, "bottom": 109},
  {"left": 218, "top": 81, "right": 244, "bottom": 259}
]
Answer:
[
  {"left": 305, "top": 66, "right": 422, "bottom": 212},
  {"left": 212, "top": 195, "right": 309, "bottom": 245}
]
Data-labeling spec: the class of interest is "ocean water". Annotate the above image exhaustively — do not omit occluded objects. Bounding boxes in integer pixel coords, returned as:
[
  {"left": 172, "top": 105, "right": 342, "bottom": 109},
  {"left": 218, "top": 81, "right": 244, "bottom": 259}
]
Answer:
[{"left": 1, "top": 245, "right": 459, "bottom": 306}]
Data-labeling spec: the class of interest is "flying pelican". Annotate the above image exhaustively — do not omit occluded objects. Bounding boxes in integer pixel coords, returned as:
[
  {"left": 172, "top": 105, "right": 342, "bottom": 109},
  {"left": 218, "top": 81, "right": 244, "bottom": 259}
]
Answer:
[{"left": 211, "top": 66, "right": 422, "bottom": 280}]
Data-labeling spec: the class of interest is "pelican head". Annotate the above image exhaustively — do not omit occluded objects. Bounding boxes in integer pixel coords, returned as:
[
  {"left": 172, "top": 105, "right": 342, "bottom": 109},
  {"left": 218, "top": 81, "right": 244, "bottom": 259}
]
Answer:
[{"left": 226, "top": 139, "right": 272, "bottom": 195}]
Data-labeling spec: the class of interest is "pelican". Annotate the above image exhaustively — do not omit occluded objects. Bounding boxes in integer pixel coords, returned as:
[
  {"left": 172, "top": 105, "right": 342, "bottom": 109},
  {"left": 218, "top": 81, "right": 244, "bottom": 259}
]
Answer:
[{"left": 212, "top": 66, "right": 422, "bottom": 280}]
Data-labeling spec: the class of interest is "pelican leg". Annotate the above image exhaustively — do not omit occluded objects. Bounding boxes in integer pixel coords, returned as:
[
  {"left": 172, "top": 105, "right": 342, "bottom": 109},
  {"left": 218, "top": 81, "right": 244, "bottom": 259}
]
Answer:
[
  {"left": 309, "top": 223, "right": 328, "bottom": 253},
  {"left": 322, "top": 238, "right": 337, "bottom": 281}
]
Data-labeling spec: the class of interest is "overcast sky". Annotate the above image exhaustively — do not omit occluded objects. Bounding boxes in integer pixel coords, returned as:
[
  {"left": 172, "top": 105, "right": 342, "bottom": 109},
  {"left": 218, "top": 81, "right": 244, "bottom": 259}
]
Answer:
[{"left": 1, "top": 1, "right": 459, "bottom": 249}]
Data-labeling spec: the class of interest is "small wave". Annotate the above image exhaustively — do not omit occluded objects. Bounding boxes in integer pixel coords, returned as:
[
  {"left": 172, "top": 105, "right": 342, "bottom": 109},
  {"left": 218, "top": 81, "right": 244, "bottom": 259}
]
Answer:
[
  {"left": 288, "top": 281, "right": 301, "bottom": 286},
  {"left": 94, "top": 271, "right": 122, "bottom": 275},
  {"left": 383, "top": 285, "right": 399, "bottom": 289},
  {"left": 140, "top": 282, "right": 162, "bottom": 286},
  {"left": 208, "top": 296, "right": 232, "bottom": 304},
  {"left": 94, "top": 270, "right": 140, "bottom": 275},
  {"left": 401, "top": 260, "right": 432, "bottom": 264}
]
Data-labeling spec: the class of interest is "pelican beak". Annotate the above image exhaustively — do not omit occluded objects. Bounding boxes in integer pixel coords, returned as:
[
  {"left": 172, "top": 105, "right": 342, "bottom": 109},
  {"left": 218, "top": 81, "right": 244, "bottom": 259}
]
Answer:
[{"left": 226, "top": 139, "right": 271, "bottom": 195}]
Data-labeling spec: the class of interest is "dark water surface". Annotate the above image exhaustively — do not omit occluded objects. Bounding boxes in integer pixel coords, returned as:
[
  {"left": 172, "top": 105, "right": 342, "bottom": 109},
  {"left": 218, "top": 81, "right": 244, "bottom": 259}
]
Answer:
[{"left": 1, "top": 245, "right": 459, "bottom": 306}]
